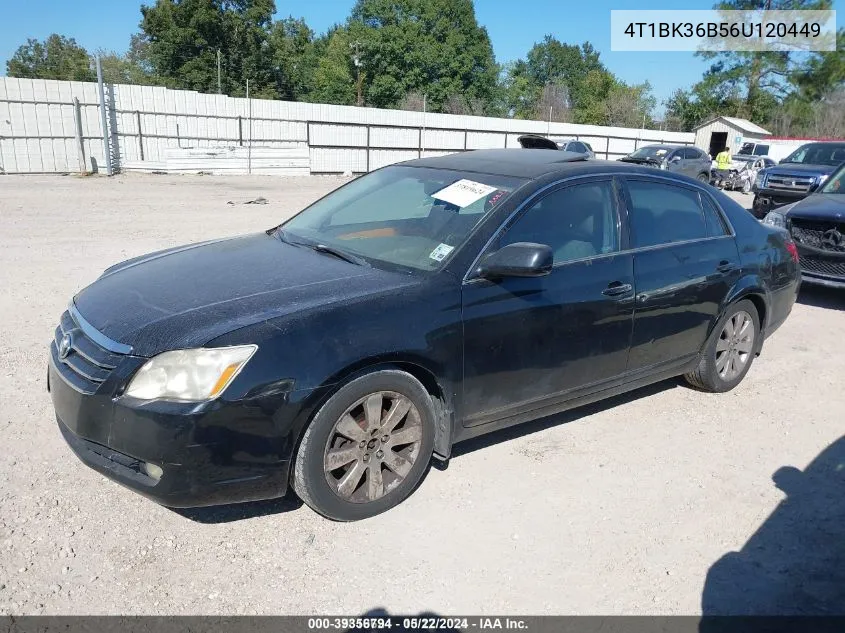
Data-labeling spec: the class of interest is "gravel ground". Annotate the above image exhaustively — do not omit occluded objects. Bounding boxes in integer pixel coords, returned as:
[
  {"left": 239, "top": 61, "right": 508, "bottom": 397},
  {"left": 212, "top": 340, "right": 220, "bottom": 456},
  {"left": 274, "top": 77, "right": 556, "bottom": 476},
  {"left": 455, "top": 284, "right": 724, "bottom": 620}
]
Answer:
[{"left": 0, "top": 173, "right": 843, "bottom": 615}]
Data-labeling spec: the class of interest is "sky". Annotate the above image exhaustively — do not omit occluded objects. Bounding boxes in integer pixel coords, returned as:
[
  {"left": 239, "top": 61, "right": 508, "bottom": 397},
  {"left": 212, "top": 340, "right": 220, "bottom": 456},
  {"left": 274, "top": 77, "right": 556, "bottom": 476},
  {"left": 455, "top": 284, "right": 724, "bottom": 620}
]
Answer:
[{"left": 0, "top": 0, "right": 840, "bottom": 112}]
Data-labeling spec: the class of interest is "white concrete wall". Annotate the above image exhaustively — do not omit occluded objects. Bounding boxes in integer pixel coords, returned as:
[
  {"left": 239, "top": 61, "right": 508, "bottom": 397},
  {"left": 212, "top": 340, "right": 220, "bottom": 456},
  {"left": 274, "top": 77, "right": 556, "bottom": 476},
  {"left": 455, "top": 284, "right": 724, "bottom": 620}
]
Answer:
[{"left": 0, "top": 77, "right": 695, "bottom": 175}]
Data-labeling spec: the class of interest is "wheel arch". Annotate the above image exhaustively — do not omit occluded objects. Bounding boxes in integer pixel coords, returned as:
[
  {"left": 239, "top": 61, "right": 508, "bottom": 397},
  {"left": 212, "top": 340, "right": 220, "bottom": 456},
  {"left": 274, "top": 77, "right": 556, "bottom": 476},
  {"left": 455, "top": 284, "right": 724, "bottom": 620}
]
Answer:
[
  {"left": 718, "top": 276, "right": 770, "bottom": 353},
  {"left": 290, "top": 355, "right": 456, "bottom": 476}
]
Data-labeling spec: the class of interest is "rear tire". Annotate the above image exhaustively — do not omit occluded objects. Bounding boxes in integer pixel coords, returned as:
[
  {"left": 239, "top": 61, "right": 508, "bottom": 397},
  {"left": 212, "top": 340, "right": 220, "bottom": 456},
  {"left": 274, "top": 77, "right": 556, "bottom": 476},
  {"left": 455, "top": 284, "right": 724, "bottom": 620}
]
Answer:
[
  {"left": 697, "top": 173, "right": 710, "bottom": 183},
  {"left": 684, "top": 300, "right": 760, "bottom": 393},
  {"left": 293, "top": 369, "right": 435, "bottom": 521}
]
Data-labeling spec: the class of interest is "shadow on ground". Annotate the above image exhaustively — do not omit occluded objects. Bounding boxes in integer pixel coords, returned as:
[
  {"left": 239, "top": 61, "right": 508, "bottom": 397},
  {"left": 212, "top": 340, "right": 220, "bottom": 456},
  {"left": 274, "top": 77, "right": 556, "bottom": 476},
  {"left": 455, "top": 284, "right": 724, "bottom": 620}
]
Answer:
[
  {"left": 701, "top": 435, "right": 845, "bottom": 616},
  {"left": 797, "top": 285, "right": 845, "bottom": 311},
  {"left": 171, "top": 492, "right": 303, "bottom": 523}
]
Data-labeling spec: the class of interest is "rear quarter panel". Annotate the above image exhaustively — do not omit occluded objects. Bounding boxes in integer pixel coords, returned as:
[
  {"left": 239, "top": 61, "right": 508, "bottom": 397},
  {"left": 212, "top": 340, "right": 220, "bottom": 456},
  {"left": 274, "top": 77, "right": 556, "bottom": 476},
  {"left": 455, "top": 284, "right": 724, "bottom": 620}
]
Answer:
[{"left": 711, "top": 189, "right": 801, "bottom": 337}]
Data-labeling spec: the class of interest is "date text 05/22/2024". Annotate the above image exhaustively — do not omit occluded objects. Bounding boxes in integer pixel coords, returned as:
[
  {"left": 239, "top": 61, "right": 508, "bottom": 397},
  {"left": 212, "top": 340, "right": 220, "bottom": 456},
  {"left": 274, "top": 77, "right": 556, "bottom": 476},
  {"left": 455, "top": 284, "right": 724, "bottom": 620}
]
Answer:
[{"left": 307, "top": 617, "right": 528, "bottom": 630}]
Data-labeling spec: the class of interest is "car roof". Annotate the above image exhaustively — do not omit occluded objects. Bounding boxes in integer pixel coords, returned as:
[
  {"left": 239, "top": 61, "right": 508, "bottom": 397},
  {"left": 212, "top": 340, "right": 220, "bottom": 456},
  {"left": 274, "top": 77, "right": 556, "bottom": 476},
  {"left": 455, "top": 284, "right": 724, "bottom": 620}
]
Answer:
[{"left": 405, "top": 148, "right": 696, "bottom": 180}]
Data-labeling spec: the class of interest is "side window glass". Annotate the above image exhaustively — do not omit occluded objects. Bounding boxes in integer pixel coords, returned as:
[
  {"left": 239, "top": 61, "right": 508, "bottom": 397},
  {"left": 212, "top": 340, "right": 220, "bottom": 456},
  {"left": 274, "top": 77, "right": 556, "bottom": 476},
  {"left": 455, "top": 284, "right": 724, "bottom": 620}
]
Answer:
[
  {"left": 501, "top": 181, "right": 619, "bottom": 264},
  {"left": 627, "top": 180, "right": 708, "bottom": 248},
  {"left": 700, "top": 194, "right": 730, "bottom": 237},
  {"left": 756, "top": 145, "right": 770, "bottom": 156}
]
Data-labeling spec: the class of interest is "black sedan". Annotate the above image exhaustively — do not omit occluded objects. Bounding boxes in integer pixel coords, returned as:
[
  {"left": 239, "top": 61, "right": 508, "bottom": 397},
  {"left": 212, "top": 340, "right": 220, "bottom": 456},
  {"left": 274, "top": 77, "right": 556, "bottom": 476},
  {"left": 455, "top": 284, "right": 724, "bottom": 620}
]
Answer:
[
  {"left": 762, "top": 162, "right": 845, "bottom": 289},
  {"left": 48, "top": 149, "right": 801, "bottom": 521}
]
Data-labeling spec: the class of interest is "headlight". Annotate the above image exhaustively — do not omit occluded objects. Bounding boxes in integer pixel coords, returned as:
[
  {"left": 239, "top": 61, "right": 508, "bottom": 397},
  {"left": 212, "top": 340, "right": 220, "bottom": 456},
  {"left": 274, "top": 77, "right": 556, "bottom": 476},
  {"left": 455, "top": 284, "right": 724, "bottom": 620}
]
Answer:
[
  {"left": 124, "top": 345, "right": 257, "bottom": 401},
  {"left": 762, "top": 211, "right": 786, "bottom": 228},
  {"left": 755, "top": 172, "right": 765, "bottom": 187}
]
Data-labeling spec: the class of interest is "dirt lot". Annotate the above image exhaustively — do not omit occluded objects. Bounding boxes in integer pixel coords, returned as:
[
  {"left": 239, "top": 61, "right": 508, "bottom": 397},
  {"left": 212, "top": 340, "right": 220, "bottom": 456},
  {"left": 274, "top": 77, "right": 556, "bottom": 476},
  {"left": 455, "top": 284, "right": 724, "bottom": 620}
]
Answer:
[{"left": 0, "top": 173, "right": 843, "bottom": 615}]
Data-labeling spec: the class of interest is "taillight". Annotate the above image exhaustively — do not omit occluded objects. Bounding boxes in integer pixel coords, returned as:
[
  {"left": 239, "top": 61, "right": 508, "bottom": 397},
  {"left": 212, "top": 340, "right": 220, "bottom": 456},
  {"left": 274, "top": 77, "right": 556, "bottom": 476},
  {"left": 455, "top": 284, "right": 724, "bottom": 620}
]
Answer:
[{"left": 785, "top": 240, "right": 799, "bottom": 263}]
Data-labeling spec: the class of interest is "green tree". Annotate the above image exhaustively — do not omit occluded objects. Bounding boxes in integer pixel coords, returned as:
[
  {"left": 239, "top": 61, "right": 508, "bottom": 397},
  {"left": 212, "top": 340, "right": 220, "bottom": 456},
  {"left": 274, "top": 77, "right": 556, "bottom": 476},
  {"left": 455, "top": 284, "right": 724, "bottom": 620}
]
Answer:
[
  {"left": 573, "top": 68, "right": 616, "bottom": 125},
  {"left": 6, "top": 34, "right": 94, "bottom": 81},
  {"left": 270, "top": 17, "right": 319, "bottom": 101},
  {"left": 697, "top": 0, "right": 833, "bottom": 123},
  {"left": 311, "top": 27, "right": 357, "bottom": 105},
  {"left": 347, "top": 0, "right": 498, "bottom": 111},
  {"left": 503, "top": 36, "right": 613, "bottom": 122},
  {"left": 139, "top": 0, "right": 278, "bottom": 97},
  {"left": 96, "top": 35, "right": 158, "bottom": 85},
  {"left": 794, "top": 28, "right": 845, "bottom": 101}
]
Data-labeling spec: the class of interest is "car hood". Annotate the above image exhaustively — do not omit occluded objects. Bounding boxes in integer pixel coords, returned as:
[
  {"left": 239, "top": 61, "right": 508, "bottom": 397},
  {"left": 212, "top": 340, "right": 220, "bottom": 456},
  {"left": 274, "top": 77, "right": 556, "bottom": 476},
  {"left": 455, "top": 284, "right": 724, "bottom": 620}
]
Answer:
[
  {"left": 784, "top": 194, "right": 845, "bottom": 221},
  {"left": 767, "top": 162, "right": 836, "bottom": 175},
  {"left": 73, "top": 232, "right": 418, "bottom": 357}
]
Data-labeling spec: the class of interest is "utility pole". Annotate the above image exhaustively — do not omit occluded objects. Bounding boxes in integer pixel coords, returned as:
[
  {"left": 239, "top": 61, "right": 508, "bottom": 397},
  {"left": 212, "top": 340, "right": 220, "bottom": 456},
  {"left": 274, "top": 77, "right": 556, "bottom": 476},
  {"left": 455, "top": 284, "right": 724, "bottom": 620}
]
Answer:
[
  {"left": 217, "top": 50, "right": 222, "bottom": 94},
  {"left": 421, "top": 94, "right": 427, "bottom": 155},
  {"left": 95, "top": 56, "right": 113, "bottom": 176},
  {"left": 246, "top": 79, "right": 252, "bottom": 175},
  {"left": 350, "top": 41, "right": 364, "bottom": 107}
]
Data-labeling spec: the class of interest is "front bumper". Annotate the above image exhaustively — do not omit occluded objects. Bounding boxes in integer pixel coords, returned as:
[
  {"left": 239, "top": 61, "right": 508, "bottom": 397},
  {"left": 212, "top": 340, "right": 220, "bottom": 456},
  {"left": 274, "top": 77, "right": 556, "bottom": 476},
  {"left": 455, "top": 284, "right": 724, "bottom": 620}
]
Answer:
[
  {"left": 793, "top": 245, "right": 845, "bottom": 290},
  {"left": 752, "top": 190, "right": 810, "bottom": 218},
  {"left": 48, "top": 356, "right": 303, "bottom": 508}
]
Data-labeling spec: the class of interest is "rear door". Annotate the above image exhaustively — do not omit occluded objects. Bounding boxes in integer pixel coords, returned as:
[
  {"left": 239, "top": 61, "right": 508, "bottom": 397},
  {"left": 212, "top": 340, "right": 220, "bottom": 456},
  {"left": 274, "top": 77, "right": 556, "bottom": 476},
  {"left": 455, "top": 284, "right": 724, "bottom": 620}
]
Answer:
[{"left": 622, "top": 177, "right": 741, "bottom": 372}]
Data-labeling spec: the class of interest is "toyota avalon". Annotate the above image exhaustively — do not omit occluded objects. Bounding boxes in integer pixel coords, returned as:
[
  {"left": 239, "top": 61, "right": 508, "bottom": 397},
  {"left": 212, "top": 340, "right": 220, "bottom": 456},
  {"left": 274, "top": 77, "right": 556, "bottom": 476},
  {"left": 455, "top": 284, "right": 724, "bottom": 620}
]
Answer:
[{"left": 49, "top": 149, "right": 801, "bottom": 521}]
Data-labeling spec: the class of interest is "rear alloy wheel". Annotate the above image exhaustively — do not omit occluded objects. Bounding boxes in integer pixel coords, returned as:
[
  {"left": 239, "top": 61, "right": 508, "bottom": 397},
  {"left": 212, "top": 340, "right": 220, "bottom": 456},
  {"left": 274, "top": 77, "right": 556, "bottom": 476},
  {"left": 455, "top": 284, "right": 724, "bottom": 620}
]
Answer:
[
  {"left": 293, "top": 370, "right": 435, "bottom": 521},
  {"left": 684, "top": 299, "right": 760, "bottom": 393},
  {"left": 697, "top": 173, "right": 710, "bottom": 183}
]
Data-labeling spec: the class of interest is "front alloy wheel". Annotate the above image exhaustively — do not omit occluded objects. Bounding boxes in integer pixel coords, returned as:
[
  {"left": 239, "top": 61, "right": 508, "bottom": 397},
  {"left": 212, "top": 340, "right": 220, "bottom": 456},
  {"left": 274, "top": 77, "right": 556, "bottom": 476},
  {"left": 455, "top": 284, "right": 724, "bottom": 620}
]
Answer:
[
  {"left": 323, "top": 391, "right": 423, "bottom": 503},
  {"left": 293, "top": 369, "right": 435, "bottom": 521}
]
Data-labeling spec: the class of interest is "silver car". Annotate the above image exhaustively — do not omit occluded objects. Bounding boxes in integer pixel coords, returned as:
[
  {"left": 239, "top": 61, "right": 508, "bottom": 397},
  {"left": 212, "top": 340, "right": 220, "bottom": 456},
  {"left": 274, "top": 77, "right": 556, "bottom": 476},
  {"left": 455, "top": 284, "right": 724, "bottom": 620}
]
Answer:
[
  {"left": 619, "top": 144, "right": 712, "bottom": 183},
  {"left": 556, "top": 139, "right": 596, "bottom": 159},
  {"left": 516, "top": 134, "right": 595, "bottom": 159}
]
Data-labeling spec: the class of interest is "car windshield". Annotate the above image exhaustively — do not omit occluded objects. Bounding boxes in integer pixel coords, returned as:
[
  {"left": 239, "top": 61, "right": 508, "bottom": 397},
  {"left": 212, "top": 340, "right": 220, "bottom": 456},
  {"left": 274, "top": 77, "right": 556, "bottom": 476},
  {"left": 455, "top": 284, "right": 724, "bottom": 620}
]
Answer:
[
  {"left": 279, "top": 165, "right": 526, "bottom": 272},
  {"left": 781, "top": 143, "right": 845, "bottom": 166},
  {"left": 628, "top": 147, "right": 670, "bottom": 159},
  {"left": 820, "top": 165, "right": 845, "bottom": 194}
]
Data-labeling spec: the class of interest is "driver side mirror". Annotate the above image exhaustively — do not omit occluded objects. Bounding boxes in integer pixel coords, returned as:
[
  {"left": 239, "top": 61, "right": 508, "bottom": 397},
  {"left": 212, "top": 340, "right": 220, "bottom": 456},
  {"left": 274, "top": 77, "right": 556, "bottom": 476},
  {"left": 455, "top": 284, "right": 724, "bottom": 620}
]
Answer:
[
  {"left": 478, "top": 242, "right": 553, "bottom": 279},
  {"left": 670, "top": 155, "right": 682, "bottom": 163}
]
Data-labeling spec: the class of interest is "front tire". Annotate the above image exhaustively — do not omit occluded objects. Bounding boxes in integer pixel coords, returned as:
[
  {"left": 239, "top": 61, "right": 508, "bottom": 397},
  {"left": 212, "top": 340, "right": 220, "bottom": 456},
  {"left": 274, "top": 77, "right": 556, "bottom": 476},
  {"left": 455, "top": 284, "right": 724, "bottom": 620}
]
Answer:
[
  {"left": 293, "top": 369, "right": 436, "bottom": 521},
  {"left": 697, "top": 173, "right": 710, "bottom": 183},
  {"left": 684, "top": 300, "right": 760, "bottom": 393}
]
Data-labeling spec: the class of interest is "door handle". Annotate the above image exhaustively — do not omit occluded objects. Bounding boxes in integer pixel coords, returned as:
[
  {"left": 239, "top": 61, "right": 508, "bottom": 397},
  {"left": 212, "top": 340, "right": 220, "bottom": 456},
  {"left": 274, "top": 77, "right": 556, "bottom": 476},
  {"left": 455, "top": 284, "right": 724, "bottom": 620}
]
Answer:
[
  {"left": 602, "top": 282, "right": 633, "bottom": 297},
  {"left": 717, "top": 260, "right": 736, "bottom": 273}
]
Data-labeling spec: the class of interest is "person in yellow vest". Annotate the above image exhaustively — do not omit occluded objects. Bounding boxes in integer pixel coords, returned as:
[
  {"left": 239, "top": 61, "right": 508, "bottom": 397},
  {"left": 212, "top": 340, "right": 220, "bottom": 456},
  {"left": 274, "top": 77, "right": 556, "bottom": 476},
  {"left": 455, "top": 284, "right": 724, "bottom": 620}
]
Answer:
[{"left": 714, "top": 146, "right": 733, "bottom": 189}]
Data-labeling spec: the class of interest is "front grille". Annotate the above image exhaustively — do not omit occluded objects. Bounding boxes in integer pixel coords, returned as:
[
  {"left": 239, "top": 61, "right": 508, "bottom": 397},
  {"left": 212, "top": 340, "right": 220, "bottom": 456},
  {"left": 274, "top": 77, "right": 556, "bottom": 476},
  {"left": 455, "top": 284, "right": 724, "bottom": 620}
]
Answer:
[
  {"left": 799, "top": 254, "right": 845, "bottom": 278},
  {"left": 764, "top": 173, "right": 815, "bottom": 193},
  {"left": 790, "top": 218, "right": 845, "bottom": 252},
  {"left": 51, "top": 310, "right": 124, "bottom": 394}
]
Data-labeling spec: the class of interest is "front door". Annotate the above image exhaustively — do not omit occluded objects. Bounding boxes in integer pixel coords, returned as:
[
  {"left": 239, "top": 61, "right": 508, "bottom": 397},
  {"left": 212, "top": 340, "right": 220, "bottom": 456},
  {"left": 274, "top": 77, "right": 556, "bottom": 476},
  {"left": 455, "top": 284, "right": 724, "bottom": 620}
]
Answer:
[
  {"left": 460, "top": 178, "right": 635, "bottom": 426},
  {"left": 622, "top": 177, "right": 741, "bottom": 371}
]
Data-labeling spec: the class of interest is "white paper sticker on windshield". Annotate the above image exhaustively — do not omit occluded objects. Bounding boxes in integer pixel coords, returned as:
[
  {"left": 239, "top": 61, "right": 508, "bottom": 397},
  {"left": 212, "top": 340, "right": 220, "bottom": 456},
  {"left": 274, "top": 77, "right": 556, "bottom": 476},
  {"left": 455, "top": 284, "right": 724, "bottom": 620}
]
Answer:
[
  {"left": 429, "top": 243, "right": 455, "bottom": 262},
  {"left": 432, "top": 179, "right": 497, "bottom": 208},
  {"left": 655, "top": 149, "right": 668, "bottom": 156}
]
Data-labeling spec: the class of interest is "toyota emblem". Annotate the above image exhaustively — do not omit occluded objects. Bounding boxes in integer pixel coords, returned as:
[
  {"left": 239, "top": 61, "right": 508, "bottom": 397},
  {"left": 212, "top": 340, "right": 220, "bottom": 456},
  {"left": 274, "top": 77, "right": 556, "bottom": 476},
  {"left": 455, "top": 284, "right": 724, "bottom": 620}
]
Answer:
[
  {"left": 821, "top": 229, "right": 844, "bottom": 251},
  {"left": 58, "top": 333, "right": 72, "bottom": 359}
]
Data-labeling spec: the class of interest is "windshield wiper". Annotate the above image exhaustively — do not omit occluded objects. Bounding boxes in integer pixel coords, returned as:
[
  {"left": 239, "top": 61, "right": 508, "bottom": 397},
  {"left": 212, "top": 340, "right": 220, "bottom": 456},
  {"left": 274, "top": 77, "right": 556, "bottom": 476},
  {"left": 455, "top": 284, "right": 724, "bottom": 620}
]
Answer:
[
  {"left": 277, "top": 230, "right": 368, "bottom": 266},
  {"left": 309, "top": 243, "right": 370, "bottom": 267}
]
